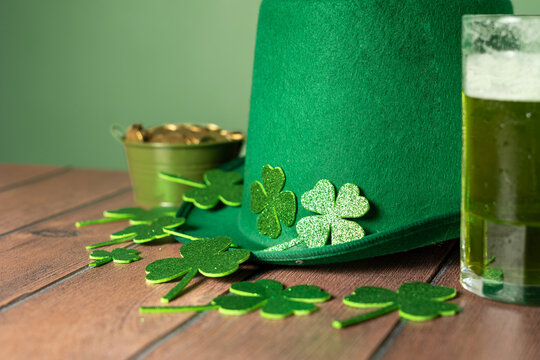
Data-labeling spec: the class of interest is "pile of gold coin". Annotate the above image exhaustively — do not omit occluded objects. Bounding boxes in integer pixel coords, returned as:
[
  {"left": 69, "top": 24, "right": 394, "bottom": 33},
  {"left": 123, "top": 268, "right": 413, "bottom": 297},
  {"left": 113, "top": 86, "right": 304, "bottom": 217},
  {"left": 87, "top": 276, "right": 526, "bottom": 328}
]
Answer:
[{"left": 124, "top": 123, "right": 244, "bottom": 145}]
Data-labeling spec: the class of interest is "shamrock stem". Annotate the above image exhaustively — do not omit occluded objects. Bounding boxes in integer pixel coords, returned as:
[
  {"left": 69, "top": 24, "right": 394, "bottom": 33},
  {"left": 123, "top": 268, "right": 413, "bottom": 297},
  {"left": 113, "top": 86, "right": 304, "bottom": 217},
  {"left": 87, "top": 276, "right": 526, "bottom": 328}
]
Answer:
[
  {"left": 264, "top": 237, "right": 305, "bottom": 252},
  {"left": 332, "top": 304, "right": 399, "bottom": 329},
  {"left": 76, "top": 217, "right": 122, "bottom": 227},
  {"left": 159, "top": 172, "right": 205, "bottom": 189},
  {"left": 139, "top": 304, "right": 218, "bottom": 313},
  {"left": 86, "top": 237, "right": 132, "bottom": 250},
  {"left": 161, "top": 267, "right": 199, "bottom": 303},
  {"left": 164, "top": 229, "right": 201, "bottom": 241},
  {"left": 88, "top": 258, "right": 113, "bottom": 267}
]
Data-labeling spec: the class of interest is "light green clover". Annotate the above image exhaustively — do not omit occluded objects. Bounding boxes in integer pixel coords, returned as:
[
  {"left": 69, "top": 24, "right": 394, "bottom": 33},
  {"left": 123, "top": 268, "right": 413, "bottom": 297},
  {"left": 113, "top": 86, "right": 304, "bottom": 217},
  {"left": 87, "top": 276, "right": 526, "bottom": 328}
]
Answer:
[{"left": 265, "top": 179, "right": 369, "bottom": 251}]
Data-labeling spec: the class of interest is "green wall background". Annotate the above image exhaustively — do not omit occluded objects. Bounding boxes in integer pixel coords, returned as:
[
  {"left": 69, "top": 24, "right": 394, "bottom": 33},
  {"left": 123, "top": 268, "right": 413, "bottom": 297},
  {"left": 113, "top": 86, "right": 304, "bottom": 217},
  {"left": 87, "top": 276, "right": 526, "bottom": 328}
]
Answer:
[{"left": 0, "top": 0, "right": 538, "bottom": 169}]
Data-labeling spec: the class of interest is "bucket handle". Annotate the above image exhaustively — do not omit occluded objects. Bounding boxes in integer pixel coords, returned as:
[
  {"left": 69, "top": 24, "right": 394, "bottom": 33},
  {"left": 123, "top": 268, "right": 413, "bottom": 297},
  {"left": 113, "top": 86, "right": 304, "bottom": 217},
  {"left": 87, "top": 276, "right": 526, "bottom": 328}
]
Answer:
[{"left": 110, "top": 125, "right": 125, "bottom": 143}]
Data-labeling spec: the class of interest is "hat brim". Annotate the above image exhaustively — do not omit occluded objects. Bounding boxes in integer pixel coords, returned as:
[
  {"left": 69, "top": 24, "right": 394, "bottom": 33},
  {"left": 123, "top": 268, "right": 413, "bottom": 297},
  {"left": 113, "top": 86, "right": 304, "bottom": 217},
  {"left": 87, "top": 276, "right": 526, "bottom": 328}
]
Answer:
[{"left": 175, "top": 157, "right": 460, "bottom": 265}]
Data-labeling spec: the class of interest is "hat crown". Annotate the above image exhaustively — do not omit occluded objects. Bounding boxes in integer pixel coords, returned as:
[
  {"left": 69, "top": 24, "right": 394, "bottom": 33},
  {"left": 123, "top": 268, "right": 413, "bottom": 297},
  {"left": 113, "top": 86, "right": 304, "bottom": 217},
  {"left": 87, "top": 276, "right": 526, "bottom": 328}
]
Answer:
[{"left": 237, "top": 0, "right": 513, "bottom": 248}]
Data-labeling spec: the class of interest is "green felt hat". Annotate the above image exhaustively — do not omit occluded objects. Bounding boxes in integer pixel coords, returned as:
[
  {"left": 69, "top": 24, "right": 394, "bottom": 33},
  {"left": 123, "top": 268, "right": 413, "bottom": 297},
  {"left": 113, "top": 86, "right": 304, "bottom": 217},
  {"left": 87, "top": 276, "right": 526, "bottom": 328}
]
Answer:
[{"left": 174, "top": 0, "right": 513, "bottom": 265}]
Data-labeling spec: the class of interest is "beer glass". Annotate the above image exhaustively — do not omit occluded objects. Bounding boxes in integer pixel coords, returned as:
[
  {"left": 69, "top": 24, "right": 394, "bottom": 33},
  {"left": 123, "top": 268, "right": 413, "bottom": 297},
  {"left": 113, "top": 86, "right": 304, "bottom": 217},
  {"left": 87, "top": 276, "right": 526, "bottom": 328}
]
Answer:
[{"left": 461, "top": 15, "right": 540, "bottom": 305}]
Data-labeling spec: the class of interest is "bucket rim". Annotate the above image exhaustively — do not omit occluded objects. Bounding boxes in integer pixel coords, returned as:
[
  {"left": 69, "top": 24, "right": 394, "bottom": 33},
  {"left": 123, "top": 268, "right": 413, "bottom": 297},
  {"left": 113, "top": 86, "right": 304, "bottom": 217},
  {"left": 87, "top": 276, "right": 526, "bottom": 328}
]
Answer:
[{"left": 120, "top": 138, "right": 244, "bottom": 150}]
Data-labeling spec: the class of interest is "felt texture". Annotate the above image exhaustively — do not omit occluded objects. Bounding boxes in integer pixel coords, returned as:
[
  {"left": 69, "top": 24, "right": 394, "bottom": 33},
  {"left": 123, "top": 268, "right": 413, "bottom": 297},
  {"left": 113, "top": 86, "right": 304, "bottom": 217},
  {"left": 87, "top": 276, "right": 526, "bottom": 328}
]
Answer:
[
  {"left": 172, "top": 0, "right": 514, "bottom": 264},
  {"left": 213, "top": 279, "right": 330, "bottom": 318},
  {"left": 160, "top": 169, "right": 243, "bottom": 209},
  {"left": 265, "top": 179, "right": 369, "bottom": 251},
  {"left": 75, "top": 206, "right": 176, "bottom": 227},
  {"left": 139, "top": 279, "right": 330, "bottom": 318},
  {"left": 333, "top": 282, "right": 460, "bottom": 328},
  {"left": 105, "top": 206, "right": 177, "bottom": 224},
  {"left": 111, "top": 216, "right": 186, "bottom": 243},
  {"left": 88, "top": 248, "right": 140, "bottom": 267},
  {"left": 145, "top": 236, "right": 250, "bottom": 303},
  {"left": 86, "top": 216, "right": 185, "bottom": 249},
  {"left": 250, "top": 165, "right": 297, "bottom": 239}
]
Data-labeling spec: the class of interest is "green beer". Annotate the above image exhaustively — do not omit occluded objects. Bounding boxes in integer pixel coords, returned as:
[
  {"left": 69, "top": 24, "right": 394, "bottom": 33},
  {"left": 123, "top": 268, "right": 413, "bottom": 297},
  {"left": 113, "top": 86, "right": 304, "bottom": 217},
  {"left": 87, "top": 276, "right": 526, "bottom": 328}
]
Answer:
[
  {"left": 462, "top": 95, "right": 540, "bottom": 304},
  {"left": 462, "top": 15, "right": 540, "bottom": 304}
]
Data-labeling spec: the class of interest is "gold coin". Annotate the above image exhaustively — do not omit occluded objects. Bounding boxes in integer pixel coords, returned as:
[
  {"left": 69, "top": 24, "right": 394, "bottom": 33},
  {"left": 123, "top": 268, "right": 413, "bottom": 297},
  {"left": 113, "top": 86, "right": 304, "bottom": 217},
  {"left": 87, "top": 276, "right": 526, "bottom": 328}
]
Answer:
[
  {"left": 125, "top": 124, "right": 146, "bottom": 142},
  {"left": 125, "top": 123, "right": 244, "bottom": 144}
]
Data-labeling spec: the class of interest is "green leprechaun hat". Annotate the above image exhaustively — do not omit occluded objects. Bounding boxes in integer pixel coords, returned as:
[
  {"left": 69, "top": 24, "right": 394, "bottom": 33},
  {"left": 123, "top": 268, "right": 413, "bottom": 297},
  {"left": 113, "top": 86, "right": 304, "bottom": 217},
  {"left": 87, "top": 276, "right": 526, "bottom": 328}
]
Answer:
[{"left": 171, "top": 0, "right": 513, "bottom": 265}]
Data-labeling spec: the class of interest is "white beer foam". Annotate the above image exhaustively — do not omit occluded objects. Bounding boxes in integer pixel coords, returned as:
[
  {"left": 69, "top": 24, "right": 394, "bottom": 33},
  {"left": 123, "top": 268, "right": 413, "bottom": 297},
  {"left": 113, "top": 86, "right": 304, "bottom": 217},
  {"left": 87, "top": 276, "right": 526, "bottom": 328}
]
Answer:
[{"left": 465, "top": 52, "right": 540, "bottom": 102}]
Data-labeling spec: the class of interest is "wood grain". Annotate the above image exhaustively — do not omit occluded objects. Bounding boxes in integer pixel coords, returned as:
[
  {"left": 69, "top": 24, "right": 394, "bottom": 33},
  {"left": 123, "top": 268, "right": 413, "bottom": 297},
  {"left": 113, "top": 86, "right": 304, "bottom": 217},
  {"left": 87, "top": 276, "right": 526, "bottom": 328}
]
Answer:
[
  {"left": 0, "top": 191, "right": 137, "bottom": 308},
  {"left": 0, "top": 163, "right": 63, "bottom": 190},
  {"left": 143, "top": 242, "right": 456, "bottom": 360},
  {"left": 0, "top": 239, "right": 259, "bottom": 359},
  {"left": 381, "top": 255, "right": 540, "bottom": 360},
  {"left": 0, "top": 168, "right": 130, "bottom": 235},
  {"left": 3, "top": 165, "right": 538, "bottom": 360}
]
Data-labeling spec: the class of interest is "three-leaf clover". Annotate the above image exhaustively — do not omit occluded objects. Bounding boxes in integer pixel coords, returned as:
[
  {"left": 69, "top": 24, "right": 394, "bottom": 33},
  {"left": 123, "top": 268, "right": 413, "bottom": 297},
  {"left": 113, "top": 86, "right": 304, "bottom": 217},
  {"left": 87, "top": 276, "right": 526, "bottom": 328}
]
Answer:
[
  {"left": 333, "top": 282, "right": 460, "bottom": 329},
  {"left": 159, "top": 169, "right": 243, "bottom": 209},
  {"left": 75, "top": 206, "right": 176, "bottom": 227},
  {"left": 86, "top": 216, "right": 186, "bottom": 249},
  {"left": 88, "top": 248, "right": 141, "bottom": 267},
  {"left": 265, "top": 179, "right": 369, "bottom": 251},
  {"left": 250, "top": 165, "right": 297, "bottom": 238},
  {"left": 145, "top": 236, "right": 251, "bottom": 303},
  {"left": 140, "top": 279, "right": 331, "bottom": 319}
]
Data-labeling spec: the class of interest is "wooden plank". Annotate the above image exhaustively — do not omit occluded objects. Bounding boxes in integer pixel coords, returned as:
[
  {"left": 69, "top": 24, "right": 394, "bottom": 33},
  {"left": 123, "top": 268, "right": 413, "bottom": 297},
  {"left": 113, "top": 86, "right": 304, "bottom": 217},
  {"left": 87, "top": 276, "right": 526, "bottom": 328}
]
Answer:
[
  {"left": 0, "top": 168, "right": 130, "bottom": 235},
  {"left": 142, "top": 242, "right": 456, "bottom": 360},
  {"left": 0, "top": 191, "right": 137, "bottom": 308},
  {"left": 381, "top": 255, "right": 540, "bottom": 360},
  {"left": 0, "top": 163, "right": 64, "bottom": 190},
  {"left": 0, "top": 239, "right": 258, "bottom": 359}
]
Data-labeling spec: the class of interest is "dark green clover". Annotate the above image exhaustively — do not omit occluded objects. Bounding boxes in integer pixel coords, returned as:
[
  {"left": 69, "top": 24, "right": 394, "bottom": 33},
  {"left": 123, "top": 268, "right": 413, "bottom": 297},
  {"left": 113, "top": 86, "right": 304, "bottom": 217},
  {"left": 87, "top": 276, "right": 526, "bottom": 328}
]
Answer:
[
  {"left": 159, "top": 169, "right": 243, "bottom": 209},
  {"left": 482, "top": 256, "right": 504, "bottom": 295},
  {"left": 76, "top": 206, "right": 177, "bottom": 227},
  {"left": 333, "top": 282, "right": 460, "bottom": 329},
  {"left": 88, "top": 248, "right": 141, "bottom": 267},
  {"left": 140, "top": 279, "right": 330, "bottom": 319},
  {"left": 85, "top": 216, "right": 185, "bottom": 249},
  {"left": 250, "top": 165, "right": 297, "bottom": 239},
  {"left": 145, "top": 236, "right": 250, "bottom": 303}
]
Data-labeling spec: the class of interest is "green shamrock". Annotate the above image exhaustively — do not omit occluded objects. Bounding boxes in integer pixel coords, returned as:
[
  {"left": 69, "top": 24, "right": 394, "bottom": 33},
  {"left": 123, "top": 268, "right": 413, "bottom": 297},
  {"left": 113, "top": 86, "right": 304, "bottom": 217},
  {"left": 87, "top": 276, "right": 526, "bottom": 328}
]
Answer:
[
  {"left": 250, "top": 165, "right": 297, "bottom": 239},
  {"left": 159, "top": 169, "right": 243, "bottom": 209},
  {"left": 85, "top": 216, "right": 185, "bottom": 249},
  {"left": 482, "top": 256, "right": 504, "bottom": 295},
  {"left": 140, "top": 279, "right": 331, "bottom": 319},
  {"left": 333, "top": 282, "right": 460, "bottom": 329},
  {"left": 88, "top": 248, "right": 141, "bottom": 267},
  {"left": 265, "top": 179, "right": 369, "bottom": 251},
  {"left": 75, "top": 206, "right": 176, "bottom": 227},
  {"left": 145, "top": 236, "right": 251, "bottom": 303}
]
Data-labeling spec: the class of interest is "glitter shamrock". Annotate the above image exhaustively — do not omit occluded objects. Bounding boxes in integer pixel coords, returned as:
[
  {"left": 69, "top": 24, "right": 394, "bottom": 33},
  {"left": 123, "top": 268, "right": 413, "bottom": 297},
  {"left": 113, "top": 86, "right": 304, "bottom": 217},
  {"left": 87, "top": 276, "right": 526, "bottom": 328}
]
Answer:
[
  {"left": 265, "top": 179, "right": 369, "bottom": 251},
  {"left": 88, "top": 248, "right": 141, "bottom": 267},
  {"left": 250, "top": 165, "right": 297, "bottom": 239},
  {"left": 332, "top": 282, "right": 460, "bottom": 329},
  {"left": 145, "top": 236, "right": 251, "bottom": 303},
  {"left": 75, "top": 206, "right": 177, "bottom": 227},
  {"left": 85, "top": 216, "right": 186, "bottom": 249},
  {"left": 140, "top": 279, "right": 331, "bottom": 319},
  {"left": 159, "top": 169, "right": 243, "bottom": 209}
]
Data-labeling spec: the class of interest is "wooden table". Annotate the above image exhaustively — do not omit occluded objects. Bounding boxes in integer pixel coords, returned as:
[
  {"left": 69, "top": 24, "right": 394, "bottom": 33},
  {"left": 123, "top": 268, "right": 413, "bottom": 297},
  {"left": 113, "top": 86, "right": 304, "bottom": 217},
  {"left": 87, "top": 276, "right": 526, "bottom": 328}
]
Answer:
[{"left": 0, "top": 164, "right": 538, "bottom": 360}]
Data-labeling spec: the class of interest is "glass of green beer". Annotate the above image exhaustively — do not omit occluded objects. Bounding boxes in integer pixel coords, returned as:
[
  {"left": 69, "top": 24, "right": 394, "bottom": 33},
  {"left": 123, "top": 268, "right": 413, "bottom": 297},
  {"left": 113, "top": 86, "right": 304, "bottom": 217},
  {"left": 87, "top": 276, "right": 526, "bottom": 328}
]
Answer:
[{"left": 461, "top": 15, "right": 540, "bottom": 305}]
